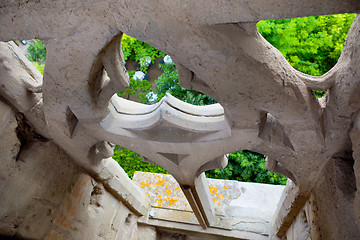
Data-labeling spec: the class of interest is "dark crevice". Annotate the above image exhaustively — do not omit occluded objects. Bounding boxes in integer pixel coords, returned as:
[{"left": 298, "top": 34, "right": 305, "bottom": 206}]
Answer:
[
  {"left": 0, "top": 235, "right": 34, "bottom": 240},
  {"left": 15, "top": 113, "right": 48, "bottom": 161},
  {"left": 65, "top": 107, "right": 78, "bottom": 138}
]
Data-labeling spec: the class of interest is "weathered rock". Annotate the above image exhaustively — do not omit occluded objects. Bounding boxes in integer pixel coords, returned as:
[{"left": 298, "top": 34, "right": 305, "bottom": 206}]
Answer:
[{"left": 1, "top": 1, "right": 360, "bottom": 239}]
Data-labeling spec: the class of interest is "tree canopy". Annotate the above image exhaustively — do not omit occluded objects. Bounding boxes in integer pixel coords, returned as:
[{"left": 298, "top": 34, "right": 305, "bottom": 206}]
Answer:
[
  {"left": 26, "top": 39, "right": 47, "bottom": 63},
  {"left": 257, "top": 14, "right": 355, "bottom": 76},
  {"left": 257, "top": 14, "right": 356, "bottom": 97},
  {"left": 113, "top": 146, "right": 168, "bottom": 179}
]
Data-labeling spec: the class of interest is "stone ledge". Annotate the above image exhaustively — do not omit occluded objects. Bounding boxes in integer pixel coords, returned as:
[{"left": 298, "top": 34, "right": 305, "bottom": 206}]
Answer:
[
  {"left": 270, "top": 180, "right": 308, "bottom": 239},
  {"left": 95, "top": 158, "right": 150, "bottom": 216},
  {"left": 133, "top": 172, "right": 285, "bottom": 238}
]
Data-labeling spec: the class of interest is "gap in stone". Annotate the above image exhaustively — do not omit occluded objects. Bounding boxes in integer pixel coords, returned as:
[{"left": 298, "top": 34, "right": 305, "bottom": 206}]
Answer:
[
  {"left": 257, "top": 13, "right": 356, "bottom": 77},
  {"left": 118, "top": 33, "right": 216, "bottom": 105},
  {"left": 115, "top": 34, "right": 287, "bottom": 184},
  {"left": 115, "top": 34, "right": 216, "bottom": 180},
  {"left": 112, "top": 145, "right": 168, "bottom": 179},
  {"left": 257, "top": 13, "right": 356, "bottom": 98},
  {"left": 14, "top": 39, "right": 46, "bottom": 75},
  {"left": 205, "top": 150, "right": 287, "bottom": 185}
]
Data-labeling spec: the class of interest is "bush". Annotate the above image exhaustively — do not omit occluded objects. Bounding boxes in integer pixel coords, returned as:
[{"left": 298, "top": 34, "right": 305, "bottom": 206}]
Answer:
[
  {"left": 206, "top": 151, "right": 287, "bottom": 185},
  {"left": 32, "top": 62, "right": 45, "bottom": 75},
  {"left": 26, "top": 39, "right": 46, "bottom": 63},
  {"left": 112, "top": 146, "right": 168, "bottom": 179},
  {"left": 257, "top": 13, "right": 356, "bottom": 97}
]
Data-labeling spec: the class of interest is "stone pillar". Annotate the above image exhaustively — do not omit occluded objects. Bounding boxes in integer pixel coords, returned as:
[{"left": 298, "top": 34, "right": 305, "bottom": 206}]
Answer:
[
  {"left": 309, "top": 157, "right": 359, "bottom": 239},
  {"left": 272, "top": 156, "right": 360, "bottom": 240}
]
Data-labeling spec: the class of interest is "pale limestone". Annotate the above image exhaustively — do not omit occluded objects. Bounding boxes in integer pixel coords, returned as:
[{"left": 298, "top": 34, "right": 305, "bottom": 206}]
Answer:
[
  {"left": 0, "top": 1, "right": 360, "bottom": 239},
  {"left": 134, "top": 172, "right": 284, "bottom": 238}
]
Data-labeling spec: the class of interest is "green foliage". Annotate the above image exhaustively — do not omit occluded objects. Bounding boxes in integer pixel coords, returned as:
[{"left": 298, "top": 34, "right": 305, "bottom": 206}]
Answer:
[
  {"left": 117, "top": 71, "right": 152, "bottom": 103},
  {"left": 154, "top": 62, "right": 217, "bottom": 105},
  {"left": 26, "top": 39, "right": 47, "bottom": 63},
  {"left": 112, "top": 146, "right": 168, "bottom": 179},
  {"left": 257, "top": 13, "right": 356, "bottom": 97},
  {"left": 32, "top": 62, "right": 45, "bottom": 75},
  {"left": 206, "top": 151, "right": 287, "bottom": 185},
  {"left": 257, "top": 14, "right": 355, "bottom": 76},
  {"left": 121, "top": 34, "right": 165, "bottom": 72}
]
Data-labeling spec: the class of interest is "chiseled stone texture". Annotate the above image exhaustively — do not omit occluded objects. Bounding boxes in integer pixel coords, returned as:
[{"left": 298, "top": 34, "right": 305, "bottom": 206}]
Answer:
[
  {"left": 47, "top": 175, "right": 155, "bottom": 240},
  {"left": 310, "top": 157, "right": 360, "bottom": 240},
  {"left": 0, "top": 120, "right": 82, "bottom": 238},
  {"left": 0, "top": 99, "right": 154, "bottom": 240},
  {"left": 1, "top": 1, "right": 360, "bottom": 239},
  {"left": 284, "top": 197, "right": 323, "bottom": 240},
  {"left": 277, "top": 157, "right": 360, "bottom": 240},
  {"left": 0, "top": 99, "right": 21, "bottom": 236}
]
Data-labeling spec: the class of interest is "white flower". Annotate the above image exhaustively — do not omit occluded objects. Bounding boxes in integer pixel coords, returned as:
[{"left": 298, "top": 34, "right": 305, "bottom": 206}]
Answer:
[
  {"left": 140, "top": 56, "right": 152, "bottom": 67},
  {"left": 146, "top": 92, "right": 158, "bottom": 104},
  {"left": 133, "top": 71, "right": 146, "bottom": 81},
  {"left": 163, "top": 55, "right": 174, "bottom": 64}
]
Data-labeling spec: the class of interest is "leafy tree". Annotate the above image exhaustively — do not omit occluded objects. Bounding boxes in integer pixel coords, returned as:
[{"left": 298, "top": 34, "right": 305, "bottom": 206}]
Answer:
[
  {"left": 206, "top": 151, "right": 287, "bottom": 185},
  {"left": 117, "top": 71, "right": 152, "bottom": 103},
  {"left": 113, "top": 146, "right": 168, "bottom": 179},
  {"left": 257, "top": 13, "right": 356, "bottom": 97},
  {"left": 257, "top": 14, "right": 355, "bottom": 76},
  {"left": 121, "top": 34, "right": 165, "bottom": 72},
  {"left": 26, "top": 39, "right": 47, "bottom": 63},
  {"left": 154, "top": 61, "right": 216, "bottom": 105}
]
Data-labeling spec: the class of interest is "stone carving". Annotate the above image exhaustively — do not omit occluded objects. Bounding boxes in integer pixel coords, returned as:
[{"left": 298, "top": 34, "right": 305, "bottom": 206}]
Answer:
[
  {"left": 102, "top": 93, "right": 231, "bottom": 227},
  {"left": 1, "top": 0, "right": 360, "bottom": 237}
]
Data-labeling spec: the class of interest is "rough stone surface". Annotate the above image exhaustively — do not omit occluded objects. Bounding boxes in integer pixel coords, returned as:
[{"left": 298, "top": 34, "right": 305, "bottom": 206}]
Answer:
[
  {"left": 0, "top": 99, "right": 21, "bottom": 237},
  {"left": 0, "top": 99, "right": 154, "bottom": 240},
  {"left": 285, "top": 208, "right": 311, "bottom": 240},
  {"left": 271, "top": 180, "right": 309, "bottom": 238},
  {"left": 0, "top": 41, "right": 150, "bottom": 218},
  {"left": 97, "top": 158, "right": 149, "bottom": 216},
  {"left": 310, "top": 157, "right": 360, "bottom": 240},
  {"left": 0, "top": 127, "right": 82, "bottom": 238},
  {"left": 1, "top": 1, "right": 360, "bottom": 239}
]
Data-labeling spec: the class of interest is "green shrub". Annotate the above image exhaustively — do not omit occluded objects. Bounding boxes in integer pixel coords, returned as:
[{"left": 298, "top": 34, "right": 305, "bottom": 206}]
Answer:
[
  {"left": 112, "top": 146, "right": 168, "bottom": 179},
  {"left": 32, "top": 62, "right": 45, "bottom": 75},
  {"left": 206, "top": 151, "right": 287, "bottom": 185},
  {"left": 257, "top": 13, "right": 356, "bottom": 97},
  {"left": 122, "top": 34, "right": 165, "bottom": 72},
  {"left": 27, "top": 39, "right": 46, "bottom": 63}
]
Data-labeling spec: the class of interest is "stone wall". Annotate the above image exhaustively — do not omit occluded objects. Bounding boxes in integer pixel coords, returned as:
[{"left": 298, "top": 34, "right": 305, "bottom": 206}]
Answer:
[
  {"left": 0, "top": 98, "right": 157, "bottom": 240},
  {"left": 0, "top": 95, "right": 291, "bottom": 240},
  {"left": 1, "top": 83, "right": 360, "bottom": 239},
  {"left": 309, "top": 157, "right": 359, "bottom": 239},
  {"left": 272, "top": 158, "right": 360, "bottom": 239},
  {"left": 0, "top": 96, "right": 278, "bottom": 239}
]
